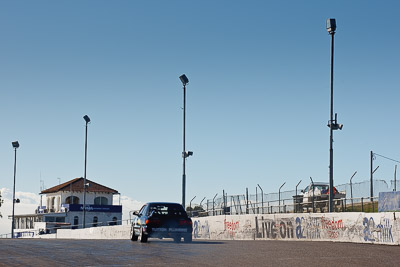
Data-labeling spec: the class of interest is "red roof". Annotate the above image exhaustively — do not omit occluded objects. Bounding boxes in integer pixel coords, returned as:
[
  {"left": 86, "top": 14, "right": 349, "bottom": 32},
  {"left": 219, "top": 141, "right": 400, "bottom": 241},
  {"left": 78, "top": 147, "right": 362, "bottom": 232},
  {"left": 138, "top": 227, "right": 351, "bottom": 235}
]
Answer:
[{"left": 40, "top": 177, "right": 118, "bottom": 194}]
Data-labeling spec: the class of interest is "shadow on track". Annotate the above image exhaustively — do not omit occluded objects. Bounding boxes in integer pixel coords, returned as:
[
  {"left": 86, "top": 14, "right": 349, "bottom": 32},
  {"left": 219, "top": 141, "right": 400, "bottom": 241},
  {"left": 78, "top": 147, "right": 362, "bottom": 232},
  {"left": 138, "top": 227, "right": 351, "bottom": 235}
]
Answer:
[{"left": 134, "top": 239, "right": 225, "bottom": 245}]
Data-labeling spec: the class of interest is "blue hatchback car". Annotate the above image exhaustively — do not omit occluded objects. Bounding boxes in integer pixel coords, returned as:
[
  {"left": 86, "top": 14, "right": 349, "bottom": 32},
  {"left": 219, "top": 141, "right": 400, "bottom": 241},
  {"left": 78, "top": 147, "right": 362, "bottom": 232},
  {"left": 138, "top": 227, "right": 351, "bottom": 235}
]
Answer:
[{"left": 130, "top": 202, "right": 193, "bottom": 243}]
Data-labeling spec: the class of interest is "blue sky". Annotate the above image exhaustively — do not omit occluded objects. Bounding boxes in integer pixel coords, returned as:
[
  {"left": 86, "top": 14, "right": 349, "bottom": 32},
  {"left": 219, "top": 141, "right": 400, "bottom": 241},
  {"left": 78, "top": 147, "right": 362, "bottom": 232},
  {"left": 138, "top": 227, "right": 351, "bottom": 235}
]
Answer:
[{"left": 1, "top": 0, "right": 400, "bottom": 206}]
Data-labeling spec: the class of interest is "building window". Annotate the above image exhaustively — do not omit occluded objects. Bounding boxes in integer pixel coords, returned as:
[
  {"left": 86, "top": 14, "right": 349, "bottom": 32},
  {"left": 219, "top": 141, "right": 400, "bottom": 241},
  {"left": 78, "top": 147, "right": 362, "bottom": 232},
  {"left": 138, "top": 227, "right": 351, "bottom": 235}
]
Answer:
[
  {"left": 109, "top": 217, "right": 118, "bottom": 226},
  {"left": 93, "top": 216, "right": 98, "bottom": 227},
  {"left": 65, "top": 196, "right": 80, "bottom": 204},
  {"left": 50, "top": 197, "right": 55, "bottom": 212},
  {"left": 94, "top": 197, "right": 108, "bottom": 205},
  {"left": 56, "top": 217, "right": 65, "bottom": 223},
  {"left": 45, "top": 217, "right": 55, "bottom": 222},
  {"left": 73, "top": 216, "right": 79, "bottom": 229}
]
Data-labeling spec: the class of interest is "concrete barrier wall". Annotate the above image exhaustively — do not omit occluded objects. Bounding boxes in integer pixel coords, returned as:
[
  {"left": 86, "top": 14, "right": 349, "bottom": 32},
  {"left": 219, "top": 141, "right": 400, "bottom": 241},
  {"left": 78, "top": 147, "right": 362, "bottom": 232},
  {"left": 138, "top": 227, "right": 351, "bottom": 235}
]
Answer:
[
  {"left": 33, "top": 212, "right": 400, "bottom": 245},
  {"left": 192, "top": 212, "right": 400, "bottom": 245},
  {"left": 52, "top": 225, "right": 130, "bottom": 239}
]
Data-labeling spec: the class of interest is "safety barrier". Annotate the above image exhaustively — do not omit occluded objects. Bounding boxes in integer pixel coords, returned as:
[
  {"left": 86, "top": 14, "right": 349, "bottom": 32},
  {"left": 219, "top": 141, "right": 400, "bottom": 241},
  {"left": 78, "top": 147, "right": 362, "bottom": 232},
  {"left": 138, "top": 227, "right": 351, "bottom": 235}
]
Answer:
[
  {"left": 0, "top": 219, "right": 132, "bottom": 239},
  {"left": 192, "top": 212, "right": 400, "bottom": 245},
  {"left": 4, "top": 212, "right": 400, "bottom": 245}
]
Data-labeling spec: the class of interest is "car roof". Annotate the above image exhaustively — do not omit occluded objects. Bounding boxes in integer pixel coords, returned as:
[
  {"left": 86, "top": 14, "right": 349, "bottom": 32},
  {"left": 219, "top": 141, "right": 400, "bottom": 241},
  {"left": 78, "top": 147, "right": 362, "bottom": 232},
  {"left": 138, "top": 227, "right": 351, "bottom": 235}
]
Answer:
[{"left": 145, "top": 202, "right": 183, "bottom": 206}]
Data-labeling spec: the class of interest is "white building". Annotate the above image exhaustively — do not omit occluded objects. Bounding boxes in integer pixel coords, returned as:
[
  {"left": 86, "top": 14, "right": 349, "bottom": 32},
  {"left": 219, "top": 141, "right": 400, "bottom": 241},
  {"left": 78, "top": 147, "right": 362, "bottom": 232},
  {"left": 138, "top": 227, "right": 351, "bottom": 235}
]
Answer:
[{"left": 11, "top": 177, "right": 122, "bottom": 237}]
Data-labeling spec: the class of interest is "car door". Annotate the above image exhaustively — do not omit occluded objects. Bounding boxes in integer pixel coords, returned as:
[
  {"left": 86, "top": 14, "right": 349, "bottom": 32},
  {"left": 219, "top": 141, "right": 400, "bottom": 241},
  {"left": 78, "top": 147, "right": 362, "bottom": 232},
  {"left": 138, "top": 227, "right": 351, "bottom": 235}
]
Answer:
[{"left": 134, "top": 204, "right": 148, "bottom": 233}]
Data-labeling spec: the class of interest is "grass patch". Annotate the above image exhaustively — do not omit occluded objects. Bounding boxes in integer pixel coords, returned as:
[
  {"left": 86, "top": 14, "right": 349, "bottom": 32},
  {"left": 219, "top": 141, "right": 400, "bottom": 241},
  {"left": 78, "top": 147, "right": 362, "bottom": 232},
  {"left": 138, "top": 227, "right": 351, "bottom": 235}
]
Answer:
[{"left": 344, "top": 201, "right": 378, "bottom": 212}]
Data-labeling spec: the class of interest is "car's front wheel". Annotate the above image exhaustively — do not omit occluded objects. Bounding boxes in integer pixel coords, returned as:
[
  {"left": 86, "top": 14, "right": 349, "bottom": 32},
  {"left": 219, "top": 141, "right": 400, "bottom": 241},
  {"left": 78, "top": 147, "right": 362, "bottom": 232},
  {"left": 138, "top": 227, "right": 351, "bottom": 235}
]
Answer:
[
  {"left": 130, "top": 225, "right": 138, "bottom": 241},
  {"left": 138, "top": 226, "right": 148, "bottom": 243}
]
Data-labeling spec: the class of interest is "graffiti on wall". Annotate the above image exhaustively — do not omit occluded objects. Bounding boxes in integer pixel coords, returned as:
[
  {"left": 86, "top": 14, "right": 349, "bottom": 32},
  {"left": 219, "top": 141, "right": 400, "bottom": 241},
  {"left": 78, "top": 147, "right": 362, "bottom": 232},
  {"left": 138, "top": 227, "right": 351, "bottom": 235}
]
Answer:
[
  {"left": 193, "top": 220, "right": 210, "bottom": 239},
  {"left": 363, "top": 217, "right": 393, "bottom": 243},
  {"left": 224, "top": 219, "right": 239, "bottom": 237},
  {"left": 295, "top": 217, "right": 320, "bottom": 239},
  {"left": 320, "top": 217, "right": 343, "bottom": 239},
  {"left": 255, "top": 217, "right": 294, "bottom": 239}
]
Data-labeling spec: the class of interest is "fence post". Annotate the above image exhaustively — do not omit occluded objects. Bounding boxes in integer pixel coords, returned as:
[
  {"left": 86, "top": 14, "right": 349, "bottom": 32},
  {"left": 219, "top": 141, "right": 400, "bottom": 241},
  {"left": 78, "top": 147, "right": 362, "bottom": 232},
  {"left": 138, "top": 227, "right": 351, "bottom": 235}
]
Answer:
[
  {"left": 344, "top": 198, "right": 346, "bottom": 212},
  {"left": 246, "top": 188, "right": 249, "bottom": 214},
  {"left": 256, "top": 187, "right": 258, "bottom": 214},
  {"left": 361, "top": 197, "right": 364, "bottom": 212},
  {"left": 223, "top": 190, "right": 225, "bottom": 215},
  {"left": 212, "top": 193, "right": 218, "bottom": 216},
  {"left": 257, "top": 184, "right": 264, "bottom": 215},
  {"left": 372, "top": 197, "right": 374, "bottom": 212}
]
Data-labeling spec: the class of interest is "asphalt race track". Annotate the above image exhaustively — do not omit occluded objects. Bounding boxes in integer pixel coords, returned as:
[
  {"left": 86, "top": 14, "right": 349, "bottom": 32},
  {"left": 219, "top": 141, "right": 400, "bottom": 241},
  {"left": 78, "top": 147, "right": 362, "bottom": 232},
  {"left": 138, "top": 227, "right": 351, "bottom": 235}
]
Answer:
[{"left": 0, "top": 239, "right": 399, "bottom": 266}]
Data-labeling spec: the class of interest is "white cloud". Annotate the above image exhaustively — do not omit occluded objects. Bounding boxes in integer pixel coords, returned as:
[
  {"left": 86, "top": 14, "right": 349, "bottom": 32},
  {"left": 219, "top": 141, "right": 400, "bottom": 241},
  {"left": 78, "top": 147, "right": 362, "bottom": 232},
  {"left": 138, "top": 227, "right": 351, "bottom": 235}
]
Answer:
[
  {"left": 114, "top": 195, "right": 144, "bottom": 222},
  {"left": 0, "top": 188, "right": 40, "bottom": 236},
  {"left": 0, "top": 188, "right": 144, "bottom": 235}
]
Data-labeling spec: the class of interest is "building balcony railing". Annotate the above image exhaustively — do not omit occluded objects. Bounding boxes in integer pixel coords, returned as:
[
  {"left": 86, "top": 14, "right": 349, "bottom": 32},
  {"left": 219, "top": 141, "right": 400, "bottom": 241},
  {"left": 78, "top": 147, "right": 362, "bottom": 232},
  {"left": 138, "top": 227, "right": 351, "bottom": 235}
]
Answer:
[{"left": 37, "top": 204, "right": 122, "bottom": 214}]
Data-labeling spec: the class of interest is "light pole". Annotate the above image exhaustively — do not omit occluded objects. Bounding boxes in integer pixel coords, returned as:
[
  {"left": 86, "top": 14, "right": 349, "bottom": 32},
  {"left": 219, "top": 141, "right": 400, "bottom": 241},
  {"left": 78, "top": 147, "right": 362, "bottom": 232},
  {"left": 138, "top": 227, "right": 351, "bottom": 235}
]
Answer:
[
  {"left": 327, "top": 18, "right": 343, "bottom": 213},
  {"left": 179, "top": 74, "right": 193, "bottom": 209},
  {"left": 11, "top": 141, "right": 19, "bottom": 238},
  {"left": 83, "top": 115, "right": 90, "bottom": 228}
]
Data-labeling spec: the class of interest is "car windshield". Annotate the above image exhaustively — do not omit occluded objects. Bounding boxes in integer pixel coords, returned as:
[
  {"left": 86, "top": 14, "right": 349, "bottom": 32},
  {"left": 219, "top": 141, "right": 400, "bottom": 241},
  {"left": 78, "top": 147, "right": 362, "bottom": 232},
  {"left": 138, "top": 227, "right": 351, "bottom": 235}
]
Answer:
[
  {"left": 315, "top": 185, "right": 328, "bottom": 191},
  {"left": 148, "top": 204, "right": 186, "bottom": 216}
]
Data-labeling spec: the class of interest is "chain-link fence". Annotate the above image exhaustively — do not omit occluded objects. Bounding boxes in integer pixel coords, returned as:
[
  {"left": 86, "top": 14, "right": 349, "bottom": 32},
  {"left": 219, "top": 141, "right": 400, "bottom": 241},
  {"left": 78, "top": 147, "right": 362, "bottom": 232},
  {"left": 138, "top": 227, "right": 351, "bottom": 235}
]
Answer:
[{"left": 196, "top": 179, "right": 394, "bottom": 216}]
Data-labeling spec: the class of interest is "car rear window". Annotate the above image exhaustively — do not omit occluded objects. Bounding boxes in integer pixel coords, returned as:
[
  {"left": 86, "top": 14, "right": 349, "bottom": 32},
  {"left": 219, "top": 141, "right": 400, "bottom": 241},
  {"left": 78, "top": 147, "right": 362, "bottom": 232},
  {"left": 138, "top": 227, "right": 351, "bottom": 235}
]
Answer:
[{"left": 148, "top": 204, "right": 186, "bottom": 216}]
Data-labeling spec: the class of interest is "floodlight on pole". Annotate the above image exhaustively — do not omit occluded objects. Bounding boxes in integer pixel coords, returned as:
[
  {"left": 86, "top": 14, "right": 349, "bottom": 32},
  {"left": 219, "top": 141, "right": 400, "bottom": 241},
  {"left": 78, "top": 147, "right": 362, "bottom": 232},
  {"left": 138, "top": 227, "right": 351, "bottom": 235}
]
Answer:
[
  {"left": 326, "top": 18, "right": 342, "bottom": 213},
  {"left": 179, "top": 74, "right": 189, "bottom": 86},
  {"left": 12, "top": 141, "right": 20, "bottom": 149},
  {"left": 83, "top": 115, "right": 90, "bottom": 228},
  {"left": 326, "top": 18, "right": 336, "bottom": 33},
  {"left": 11, "top": 141, "right": 20, "bottom": 238},
  {"left": 180, "top": 74, "right": 192, "bottom": 209},
  {"left": 83, "top": 115, "right": 91, "bottom": 123}
]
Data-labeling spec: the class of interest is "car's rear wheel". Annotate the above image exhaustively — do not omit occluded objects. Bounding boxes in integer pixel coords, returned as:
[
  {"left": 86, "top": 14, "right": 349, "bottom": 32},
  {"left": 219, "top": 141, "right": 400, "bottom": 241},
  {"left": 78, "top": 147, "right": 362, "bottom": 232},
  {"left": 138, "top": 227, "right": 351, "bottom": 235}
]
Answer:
[
  {"left": 138, "top": 226, "right": 148, "bottom": 243},
  {"left": 130, "top": 225, "right": 138, "bottom": 241},
  {"left": 184, "top": 234, "right": 192, "bottom": 243},
  {"left": 173, "top": 236, "right": 181, "bottom": 243}
]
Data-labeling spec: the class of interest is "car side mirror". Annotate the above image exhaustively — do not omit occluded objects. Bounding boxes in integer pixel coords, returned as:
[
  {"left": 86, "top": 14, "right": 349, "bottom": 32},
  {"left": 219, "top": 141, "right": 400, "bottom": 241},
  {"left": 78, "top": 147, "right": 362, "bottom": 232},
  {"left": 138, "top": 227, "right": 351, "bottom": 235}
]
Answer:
[
  {"left": 132, "top": 211, "right": 139, "bottom": 216},
  {"left": 300, "top": 190, "right": 304, "bottom": 193}
]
